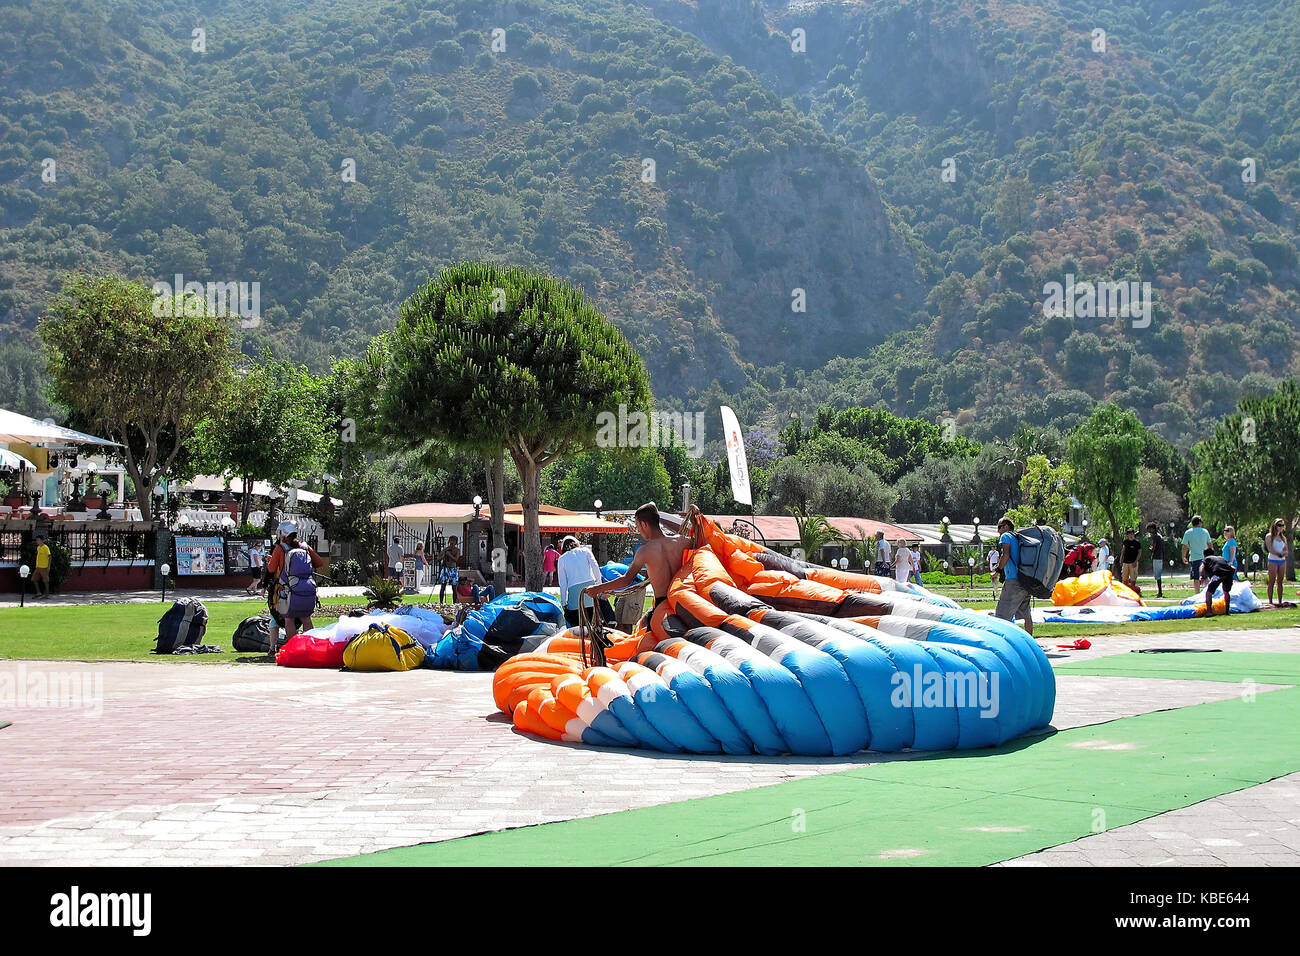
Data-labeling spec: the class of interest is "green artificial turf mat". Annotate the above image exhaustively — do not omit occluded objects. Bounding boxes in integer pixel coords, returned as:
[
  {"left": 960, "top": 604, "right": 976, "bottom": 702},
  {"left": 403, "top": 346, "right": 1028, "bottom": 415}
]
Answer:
[
  {"left": 1053, "top": 651, "right": 1300, "bottom": 685},
  {"left": 317, "top": 680, "right": 1300, "bottom": 867}
]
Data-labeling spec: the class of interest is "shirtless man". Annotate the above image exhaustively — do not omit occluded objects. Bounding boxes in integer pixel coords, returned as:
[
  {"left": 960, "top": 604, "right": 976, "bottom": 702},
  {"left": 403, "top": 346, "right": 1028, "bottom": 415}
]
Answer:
[{"left": 584, "top": 502, "right": 687, "bottom": 616}]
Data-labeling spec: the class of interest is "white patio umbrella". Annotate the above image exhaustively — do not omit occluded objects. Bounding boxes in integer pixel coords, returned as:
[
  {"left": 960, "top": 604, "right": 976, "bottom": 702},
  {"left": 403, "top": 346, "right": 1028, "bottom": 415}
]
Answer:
[
  {"left": 0, "top": 408, "right": 123, "bottom": 446},
  {"left": 0, "top": 448, "right": 36, "bottom": 471}
]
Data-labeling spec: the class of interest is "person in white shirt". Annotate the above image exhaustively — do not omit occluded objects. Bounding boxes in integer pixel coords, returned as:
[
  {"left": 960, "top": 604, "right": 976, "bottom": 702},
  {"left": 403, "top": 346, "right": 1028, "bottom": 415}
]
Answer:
[
  {"left": 909, "top": 546, "right": 922, "bottom": 585},
  {"left": 874, "top": 531, "right": 892, "bottom": 576},
  {"left": 556, "top": 535, "right": 614, "bottom": 627},
  {"left": 244, "top": 542, "right": 264, "bottom": 595},
  {"left": 892, "top": 540, "right": 913, "bottom": 585},
  {"left": 1096, "top": 538, "right": 1110, "bottom": 574},
  {"left": 988, "top": 546, "right": 1001, "bottom": 597}
]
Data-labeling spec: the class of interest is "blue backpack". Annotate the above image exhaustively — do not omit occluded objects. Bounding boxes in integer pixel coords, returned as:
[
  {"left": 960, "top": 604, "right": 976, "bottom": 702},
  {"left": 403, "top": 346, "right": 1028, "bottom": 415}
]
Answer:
[{"left": 276, "top": 543, "right": 318, "bottom": 617}]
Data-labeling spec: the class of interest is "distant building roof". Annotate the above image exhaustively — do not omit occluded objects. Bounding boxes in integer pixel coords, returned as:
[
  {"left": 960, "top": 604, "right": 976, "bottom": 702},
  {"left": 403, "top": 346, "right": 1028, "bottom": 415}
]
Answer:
[
  {"left": 184, "top": 474, "right": 341, "bottom": 506},
  {"left": 898, "top": 522, "right": 1083, "bottom": 548},
  {"left": 706, "top": 514, "right": 921, "bottom": 546},
  {"left": 372, "top": 502, "right": 628, "bottom": 534}
]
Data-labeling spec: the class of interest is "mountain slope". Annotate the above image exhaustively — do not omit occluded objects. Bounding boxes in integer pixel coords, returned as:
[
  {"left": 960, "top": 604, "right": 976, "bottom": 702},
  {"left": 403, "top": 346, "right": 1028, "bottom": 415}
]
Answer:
[
  {"left": 656, "top": 0, "right": 1300, "bottom": 443},
  {"left": 0, "top": 0, "right": 923, "bottom": 398}
]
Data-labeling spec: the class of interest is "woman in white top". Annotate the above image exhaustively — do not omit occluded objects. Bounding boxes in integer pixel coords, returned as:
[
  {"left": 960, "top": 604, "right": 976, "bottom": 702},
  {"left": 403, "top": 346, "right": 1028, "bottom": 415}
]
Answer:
[
  {"left": 1264, "top": 518, "right": 1289, "bottom": 606},
  {"left": 556, "top": 535, "right": 608, "bottom": 627},
  {"left": 892, "top": 540, "right": 913, "bottom": 585},
  {"left": 1096, "top": 538, "right": 1110, "bottom": 573}
]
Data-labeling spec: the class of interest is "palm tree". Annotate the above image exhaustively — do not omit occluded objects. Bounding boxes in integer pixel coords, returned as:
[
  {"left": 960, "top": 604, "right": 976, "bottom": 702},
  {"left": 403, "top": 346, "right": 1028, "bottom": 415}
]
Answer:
[{"left": 790, "top": 507, "right": 844, "bottom": 564}]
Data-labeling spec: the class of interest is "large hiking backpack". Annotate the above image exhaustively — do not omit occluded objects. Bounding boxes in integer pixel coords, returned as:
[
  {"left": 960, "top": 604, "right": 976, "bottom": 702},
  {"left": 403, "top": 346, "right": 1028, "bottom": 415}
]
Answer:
[
  {"left": 232, "top": 615, "right": 273, "bottom": 653},
  {"left": 276, "top": 543, "right": 318, "bottom": 618},
  {"left": 1014, "top": 525, "right": 1066, "bottom": 598},
  {"left": 342, "top": 623, "right": 425, "bottom": 672},
  {"left": 155, "top": 598, "right": 209, "bottom": 654}
]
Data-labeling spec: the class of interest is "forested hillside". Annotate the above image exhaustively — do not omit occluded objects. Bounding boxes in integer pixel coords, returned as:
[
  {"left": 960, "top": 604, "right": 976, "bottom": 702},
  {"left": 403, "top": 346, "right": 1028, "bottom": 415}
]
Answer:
[
  {"left": 662, "top": 0, "right": 1300, "bottom": 444},
  {"left": 2, "top": 0, "right": 1298, "bottom": 448},
  {"left": 0, "top": 0, "right": 921, "bottom": 399}
]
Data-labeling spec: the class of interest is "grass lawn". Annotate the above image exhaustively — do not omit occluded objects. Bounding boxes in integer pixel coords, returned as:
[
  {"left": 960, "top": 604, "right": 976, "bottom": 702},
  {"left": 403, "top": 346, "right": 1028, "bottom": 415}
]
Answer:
[
  {"left": 0, "top": 593, "right": 466, "bottom": 663},
  {"left": 0, "top": 600, "right": 271, "bottom": 662},
  {"left": 0, "top": 588, "right": 1294, "bottom": 663}
]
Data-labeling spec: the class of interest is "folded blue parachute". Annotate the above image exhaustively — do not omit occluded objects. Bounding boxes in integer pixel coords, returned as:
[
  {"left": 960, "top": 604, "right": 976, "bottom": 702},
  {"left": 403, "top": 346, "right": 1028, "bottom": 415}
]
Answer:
[
  {"left": 428, "top": 591, "right": 565, "bottom": 671},
  {"left": 601, "top": 562, "right": 645, "bottom": 584}
]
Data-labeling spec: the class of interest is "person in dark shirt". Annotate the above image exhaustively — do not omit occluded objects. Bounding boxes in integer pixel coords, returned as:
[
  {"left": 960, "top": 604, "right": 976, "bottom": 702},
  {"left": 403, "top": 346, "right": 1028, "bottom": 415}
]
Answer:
[
  {"left": 1145, "top": 522, "right": 1165, "bottom": 598},
  {"left": 1119, "top": 529, "right": 1141, "bottom": 590},
  {"left": 1198, "top": 554, "right": 1236, "bottom": 616}
]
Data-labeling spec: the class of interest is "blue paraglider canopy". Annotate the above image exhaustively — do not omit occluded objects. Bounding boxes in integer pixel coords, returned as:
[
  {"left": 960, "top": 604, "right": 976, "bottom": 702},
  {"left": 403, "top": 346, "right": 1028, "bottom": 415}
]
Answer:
[{"left": 428, "top": 592, "right": 565, "bottom": 670}]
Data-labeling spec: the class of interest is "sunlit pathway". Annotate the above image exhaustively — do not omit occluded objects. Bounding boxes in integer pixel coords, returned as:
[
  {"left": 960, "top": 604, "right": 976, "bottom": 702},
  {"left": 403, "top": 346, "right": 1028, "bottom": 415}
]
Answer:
[{"left": 1, "top": 629, "right": 1295, "bottom": 866}]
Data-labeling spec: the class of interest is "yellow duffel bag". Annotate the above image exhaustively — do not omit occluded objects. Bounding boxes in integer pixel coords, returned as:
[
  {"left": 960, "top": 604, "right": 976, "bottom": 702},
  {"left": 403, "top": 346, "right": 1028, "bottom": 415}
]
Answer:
[{"left": 342, "top": 623, "right": 426, "bottom": 672}]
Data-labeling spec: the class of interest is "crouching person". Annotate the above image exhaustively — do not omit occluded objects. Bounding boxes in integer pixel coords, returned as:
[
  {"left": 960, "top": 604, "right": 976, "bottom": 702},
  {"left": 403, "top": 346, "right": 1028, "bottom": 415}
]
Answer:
[{"left": 1199, "top": 553, "right": 1236, "bottom": 616}]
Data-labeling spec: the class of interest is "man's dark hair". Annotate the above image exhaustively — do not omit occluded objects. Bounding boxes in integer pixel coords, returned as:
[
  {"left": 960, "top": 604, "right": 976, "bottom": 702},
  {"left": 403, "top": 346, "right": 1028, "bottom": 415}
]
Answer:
[
  {"left": 1147, "top": 522, "right": 1157, "bottom": 532},
  {"left": 393, "top": 535, "right": 400, "bottom": 543},
  {"left": 634, "top": 502, "right": 660, "bottom": 530},
  {"left": 1191, "top": 515, "right": 1202, "bottom": 526},
  {"left": 35, "top": 534, "right": 45, "bottom": 541}
]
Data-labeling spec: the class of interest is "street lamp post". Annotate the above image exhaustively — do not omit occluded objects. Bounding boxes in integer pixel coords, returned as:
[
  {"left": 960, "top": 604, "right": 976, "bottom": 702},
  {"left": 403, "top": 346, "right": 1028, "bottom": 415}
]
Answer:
[
  {"left": 593, "top": 499, "right": 603, "bottom": 521},
  {"left": 18, "top": 564, "right": 30, "bottom": 607},
  {"left": 971, "top": 517, "right": 981, "bottom": 543},
  {"left": 160, "top": 563, "right": 170, "bottom": 603},
  {"left": 968, "top": 555, "right": 976, "bottom": 589},
  {"left": 472, "top": 495, "right": 483, "bottom": 520},
  {"left": 395, "top": 560, "right": 405, "bottom": 594}
]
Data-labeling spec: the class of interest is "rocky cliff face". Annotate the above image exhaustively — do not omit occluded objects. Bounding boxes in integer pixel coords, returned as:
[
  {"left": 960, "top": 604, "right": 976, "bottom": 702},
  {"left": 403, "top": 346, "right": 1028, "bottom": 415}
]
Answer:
[{"left": 678, "top": 144, "right": 922, "bottom": 367}]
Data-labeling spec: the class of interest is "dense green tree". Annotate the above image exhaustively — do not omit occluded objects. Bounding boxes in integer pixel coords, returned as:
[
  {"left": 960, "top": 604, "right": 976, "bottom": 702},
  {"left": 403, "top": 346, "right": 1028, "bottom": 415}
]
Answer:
[
  {"left": 192, "top": 354, "right": 333, "bottom": 527},
  {"left": 1005, "top": 455, "right": 1073, "bottom": 528},
  {"left": 1190, "top": 380, "right": 1300, "bottom": 578},
  {"left": 39, "top": 273, "right": 234, "bottom": 522},
  {"left": 558, "top": 447, "right": 671, "bottom": 512},
  {"left": 1067, "top": 404, "right": 1145, "bottom": 562},
  {"left": 377, "top": 263, "right": 652, "bottom": 589}
]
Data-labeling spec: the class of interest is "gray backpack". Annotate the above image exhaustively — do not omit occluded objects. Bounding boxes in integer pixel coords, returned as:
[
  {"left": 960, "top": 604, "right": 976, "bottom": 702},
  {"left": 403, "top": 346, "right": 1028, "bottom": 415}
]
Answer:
[
  {"left": 1014, "top": 525, "right": 1066, "bottom": 598},
  {"left": 232, "top": 615, "right": 273, "bottom": 653}
]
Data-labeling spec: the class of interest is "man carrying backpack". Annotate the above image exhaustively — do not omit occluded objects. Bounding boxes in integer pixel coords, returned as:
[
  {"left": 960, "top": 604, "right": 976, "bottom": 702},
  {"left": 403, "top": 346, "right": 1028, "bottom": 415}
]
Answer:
[
  {"left": 265, "top": 520, "right": 325, "bottom": 646},
  {"left": 994, "top": 515, "right": 1034, "bottom": 635}
]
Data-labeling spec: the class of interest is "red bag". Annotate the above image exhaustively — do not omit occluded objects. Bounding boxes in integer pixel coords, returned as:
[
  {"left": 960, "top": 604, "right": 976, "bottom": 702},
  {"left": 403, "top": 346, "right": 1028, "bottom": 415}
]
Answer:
[{"left": 275, "top": 634, "right": 347, "bottom": 668}]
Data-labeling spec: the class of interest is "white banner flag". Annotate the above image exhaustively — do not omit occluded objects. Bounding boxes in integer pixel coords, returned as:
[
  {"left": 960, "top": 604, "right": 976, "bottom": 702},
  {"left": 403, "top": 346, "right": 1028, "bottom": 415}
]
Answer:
[{"left": 720, "top": 405, "right": 752, "bottom": 506}]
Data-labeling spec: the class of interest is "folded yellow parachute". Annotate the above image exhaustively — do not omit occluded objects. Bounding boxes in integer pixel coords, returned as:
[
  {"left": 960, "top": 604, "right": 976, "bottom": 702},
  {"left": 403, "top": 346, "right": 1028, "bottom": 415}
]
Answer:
[
  {"left": 1050, "top": 570, "right": 1144, "bottom": 607},
  {"left": 342, "top": 623, "right": 426, "bottom": 671}
]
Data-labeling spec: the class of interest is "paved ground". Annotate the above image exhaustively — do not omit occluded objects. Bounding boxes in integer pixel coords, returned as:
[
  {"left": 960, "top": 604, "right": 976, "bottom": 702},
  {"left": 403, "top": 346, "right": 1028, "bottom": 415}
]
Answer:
[
  {"left": 999, "top": 772, "right": 1300, "bottom": 867},
  {"left": 0, "top": 628, "right": 1295, "bottom": 866}
]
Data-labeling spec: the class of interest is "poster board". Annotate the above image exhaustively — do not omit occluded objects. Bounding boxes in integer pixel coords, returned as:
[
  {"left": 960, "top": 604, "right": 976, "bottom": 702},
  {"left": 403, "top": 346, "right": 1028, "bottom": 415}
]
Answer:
[
  {"left": 225, "top": 539, "right": 259, "bottom": 574},
  {"left": 174, "top": 535, "right": 226, "bottom": 575}
]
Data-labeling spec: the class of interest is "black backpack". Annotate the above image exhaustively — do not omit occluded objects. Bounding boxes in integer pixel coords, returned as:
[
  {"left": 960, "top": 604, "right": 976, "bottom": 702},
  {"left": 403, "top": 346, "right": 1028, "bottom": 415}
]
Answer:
[
  {"left": 232, "top": 615, "right": 273, "bottom": 653},
  {"left": 155, "top": 598, "right": 209, "bottom": 654}
]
